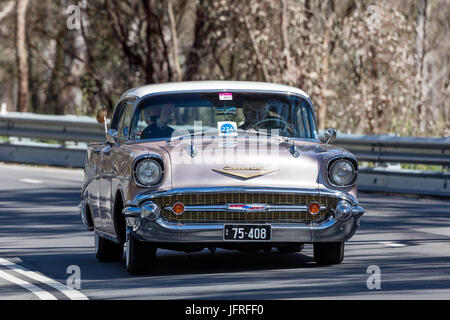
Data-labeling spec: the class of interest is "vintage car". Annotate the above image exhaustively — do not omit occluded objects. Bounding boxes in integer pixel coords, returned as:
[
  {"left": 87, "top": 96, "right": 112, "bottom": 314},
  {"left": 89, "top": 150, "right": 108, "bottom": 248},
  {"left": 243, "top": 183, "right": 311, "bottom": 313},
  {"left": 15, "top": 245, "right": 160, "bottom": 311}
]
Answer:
[{"left": 79, "top": 81, "right": 364, "bottom": 274}]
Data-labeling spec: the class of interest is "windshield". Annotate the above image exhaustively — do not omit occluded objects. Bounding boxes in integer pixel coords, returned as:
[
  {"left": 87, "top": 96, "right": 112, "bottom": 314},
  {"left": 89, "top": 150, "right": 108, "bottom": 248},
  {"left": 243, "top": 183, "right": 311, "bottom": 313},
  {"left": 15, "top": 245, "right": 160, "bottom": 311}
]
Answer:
[{"left": 129, "top": 92, "right": 318, "bottom": 140}]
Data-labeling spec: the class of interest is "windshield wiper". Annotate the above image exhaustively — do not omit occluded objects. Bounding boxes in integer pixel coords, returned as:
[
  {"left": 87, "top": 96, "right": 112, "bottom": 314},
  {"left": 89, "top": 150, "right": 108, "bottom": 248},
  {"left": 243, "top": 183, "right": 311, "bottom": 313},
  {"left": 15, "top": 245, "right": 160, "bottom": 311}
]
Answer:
[
  {"left": 167, "top": 130, "right": 210, "bottom": 143},
  {"left": 167, "top": 128, "right": 292, "bottom": 144},
  {"left": 236, "top": 129, "right": 291, "bottom": 142}
]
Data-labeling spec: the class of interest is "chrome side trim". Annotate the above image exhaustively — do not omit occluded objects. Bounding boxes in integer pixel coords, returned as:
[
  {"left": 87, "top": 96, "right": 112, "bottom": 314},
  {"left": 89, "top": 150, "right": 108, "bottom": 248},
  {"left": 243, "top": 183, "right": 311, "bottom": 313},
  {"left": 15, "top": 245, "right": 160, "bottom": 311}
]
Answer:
[
  {"left": 81, "top": 173, "right": 100, "bottom": 196},
  {"left": 95, "top": 229, "right": 120, "bottom": 244}
]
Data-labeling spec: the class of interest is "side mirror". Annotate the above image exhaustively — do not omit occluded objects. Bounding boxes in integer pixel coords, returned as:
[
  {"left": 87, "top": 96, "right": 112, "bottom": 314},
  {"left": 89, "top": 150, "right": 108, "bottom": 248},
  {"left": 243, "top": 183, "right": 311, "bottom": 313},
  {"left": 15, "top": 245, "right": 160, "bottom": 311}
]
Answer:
[
  {"left": 96, "top": 106, "right": 107, "bottom": 124},
  {"left": 96, "top": 105, "right": 108, "bottom": 135},
  {"left": 106, "top": 129, "right": 119, "bottom": 146},
  {"left": 321, "top": 128, "right": 337, "bottom": 144}
]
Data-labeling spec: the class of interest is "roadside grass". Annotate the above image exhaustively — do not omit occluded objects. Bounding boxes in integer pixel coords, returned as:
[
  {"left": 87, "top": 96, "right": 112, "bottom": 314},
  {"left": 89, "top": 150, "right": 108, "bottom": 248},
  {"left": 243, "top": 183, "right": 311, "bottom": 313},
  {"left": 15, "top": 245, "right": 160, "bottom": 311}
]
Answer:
[{"left": 0, "top": 136, "right": 68, "bottom": 145}]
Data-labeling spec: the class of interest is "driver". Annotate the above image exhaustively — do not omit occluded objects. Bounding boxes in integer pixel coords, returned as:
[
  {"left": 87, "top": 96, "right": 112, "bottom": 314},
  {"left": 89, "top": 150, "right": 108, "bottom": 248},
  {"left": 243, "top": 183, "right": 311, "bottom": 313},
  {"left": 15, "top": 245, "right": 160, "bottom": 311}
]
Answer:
[
  {"left": 140, "top": 104, "right": 175, "bottom": 139},
  {"left": 239, "top": 102, "right": 265, "bottom": 130},
  {"left": 239, "top": 100, "right": 295, "bottom": 134}
]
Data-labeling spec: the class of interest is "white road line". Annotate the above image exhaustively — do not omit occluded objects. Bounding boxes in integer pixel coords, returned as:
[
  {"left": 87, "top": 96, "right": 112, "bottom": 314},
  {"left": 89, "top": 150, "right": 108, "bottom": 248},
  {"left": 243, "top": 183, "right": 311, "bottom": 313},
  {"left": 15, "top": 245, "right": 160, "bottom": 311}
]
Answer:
[
  {"left": 0, "top": 258, "right": 89, "bottom": 300},
  {"left": 0, "top": 269, "right": 57, "bottom": 300},
  {"left": 378, "top": 241, "right": 406, "bottom": 247},
  {"left": 19, "top": 179, "right": 42, "bottom": 184}
]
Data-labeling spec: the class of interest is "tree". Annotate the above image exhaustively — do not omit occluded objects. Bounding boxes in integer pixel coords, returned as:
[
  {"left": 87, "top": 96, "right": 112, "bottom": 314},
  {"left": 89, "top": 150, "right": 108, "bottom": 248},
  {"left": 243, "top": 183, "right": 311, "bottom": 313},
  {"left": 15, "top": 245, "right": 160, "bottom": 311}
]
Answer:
[
  {"left": 16, "top": 0, "right": 30, "bottom": 112},
  {"left": 0, "top": 0, "right": 448, "bottom": 137}
]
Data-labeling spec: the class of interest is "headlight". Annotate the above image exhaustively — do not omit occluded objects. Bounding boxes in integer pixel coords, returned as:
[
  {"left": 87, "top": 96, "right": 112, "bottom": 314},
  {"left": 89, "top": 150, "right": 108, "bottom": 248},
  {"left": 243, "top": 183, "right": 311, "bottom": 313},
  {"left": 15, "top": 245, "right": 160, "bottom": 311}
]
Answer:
[
  {"left": 134, "top": 159, "right": 163, "bottom": 186},
  {"left": 328, "top": 159, "right": 356, "bottom": 187}
]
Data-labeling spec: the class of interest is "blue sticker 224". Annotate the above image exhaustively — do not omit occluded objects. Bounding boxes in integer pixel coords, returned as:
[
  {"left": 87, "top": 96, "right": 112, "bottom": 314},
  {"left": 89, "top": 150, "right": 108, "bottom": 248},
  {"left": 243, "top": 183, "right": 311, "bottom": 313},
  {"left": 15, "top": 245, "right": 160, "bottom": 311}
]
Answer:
[{"left": 218, "top": 121, "right": 237, "bottom": 136}]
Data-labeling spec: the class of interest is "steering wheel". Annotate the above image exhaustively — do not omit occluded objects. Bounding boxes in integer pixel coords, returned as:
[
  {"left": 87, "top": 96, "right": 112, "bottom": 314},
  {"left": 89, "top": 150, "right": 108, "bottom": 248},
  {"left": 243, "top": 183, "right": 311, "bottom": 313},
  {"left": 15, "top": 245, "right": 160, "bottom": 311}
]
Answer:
[{"left": 250, "top": 118, "right": 297, "bottom": 135}]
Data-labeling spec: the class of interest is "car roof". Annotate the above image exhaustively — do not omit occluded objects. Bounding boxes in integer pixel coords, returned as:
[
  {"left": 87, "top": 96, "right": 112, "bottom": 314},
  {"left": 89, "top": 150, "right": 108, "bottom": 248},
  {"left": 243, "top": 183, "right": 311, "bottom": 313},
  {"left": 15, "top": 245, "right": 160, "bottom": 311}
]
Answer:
[{"left": 121, "top": 81, "right": 309, "bottom": 100}]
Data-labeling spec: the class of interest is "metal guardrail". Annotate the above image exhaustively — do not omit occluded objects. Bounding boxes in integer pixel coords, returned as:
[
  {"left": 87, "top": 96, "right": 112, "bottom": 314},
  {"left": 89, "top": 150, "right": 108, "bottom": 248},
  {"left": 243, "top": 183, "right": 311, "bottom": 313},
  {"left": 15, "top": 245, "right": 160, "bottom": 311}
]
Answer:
[
  {"left": 1, "top": 112, "right": 449, "bottom": 197},
  {"left": 336, "top": 134, "right": 450, "bottom": 166},
  {"left": 0, "top": 112, "right": 106, "bottom": 142}
]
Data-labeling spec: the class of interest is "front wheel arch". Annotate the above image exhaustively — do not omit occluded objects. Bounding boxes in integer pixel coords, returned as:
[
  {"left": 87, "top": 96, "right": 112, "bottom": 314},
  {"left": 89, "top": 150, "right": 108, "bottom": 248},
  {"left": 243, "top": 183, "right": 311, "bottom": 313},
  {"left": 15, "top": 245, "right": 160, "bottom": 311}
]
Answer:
[{"left": 84, "top": 202, "right": 94, "bottom": 230}]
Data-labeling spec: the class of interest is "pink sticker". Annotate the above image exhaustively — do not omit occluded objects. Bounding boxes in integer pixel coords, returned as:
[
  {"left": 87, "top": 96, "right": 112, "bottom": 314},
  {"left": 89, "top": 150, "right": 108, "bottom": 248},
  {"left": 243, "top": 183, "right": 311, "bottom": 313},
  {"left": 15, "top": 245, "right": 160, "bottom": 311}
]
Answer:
[{"left": 219, "top": 93, "right": 233, "bottom": 100}]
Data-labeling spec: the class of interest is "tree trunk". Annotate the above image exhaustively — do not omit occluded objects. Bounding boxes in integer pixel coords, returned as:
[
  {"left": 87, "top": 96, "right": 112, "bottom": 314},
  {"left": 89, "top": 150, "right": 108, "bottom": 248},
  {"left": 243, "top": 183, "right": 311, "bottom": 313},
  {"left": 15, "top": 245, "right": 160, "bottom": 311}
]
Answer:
[
  {"left": 44, "top": 30, "right": 65, "bottom": 115},
  {"left": 281, "top": 0, "right": 294, "bottom": 85},
  {"left": 317, "top": 14, "right": 333, "bottom": 131},
  {"left": 415, "top": 0, "right": 429, "bottom": 135},
  {"left": 244, "top": 15, "right": 270, "bottom": 82},
  {"left": 16, "top": 0, "right": 30, "bottom": 112},
  {"left": 317, "top": 0, "right": 335, "bottom": 130},
  {"left": 0, "top": 1, "right": 14, "bottom": 22},
  {"left": 184, "top": 1, "right": 210, "bottom": 81},
  {"left": 168, "top": 0, "right": 182, "bottom": 82}
]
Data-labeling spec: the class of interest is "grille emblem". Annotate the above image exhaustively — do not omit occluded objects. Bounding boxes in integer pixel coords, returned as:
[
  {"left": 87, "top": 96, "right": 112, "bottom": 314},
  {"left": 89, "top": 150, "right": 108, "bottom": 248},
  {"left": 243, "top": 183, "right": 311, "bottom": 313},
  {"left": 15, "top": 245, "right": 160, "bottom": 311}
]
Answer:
[
  {"left": 228, "top": 204, "right": 267, "bottom": 212},
  {"left": 212, "top": 166, "right": 278, "bottom": 179}
]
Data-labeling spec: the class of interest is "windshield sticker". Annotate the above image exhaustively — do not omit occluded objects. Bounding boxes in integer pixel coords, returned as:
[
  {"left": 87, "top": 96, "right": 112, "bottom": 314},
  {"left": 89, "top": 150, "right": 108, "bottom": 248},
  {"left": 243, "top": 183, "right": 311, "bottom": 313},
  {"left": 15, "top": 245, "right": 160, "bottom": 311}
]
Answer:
[
  {"left": 218, "top": 121, "right": 238, "bottom": 136},
  {"left": 219, "top": 93, "right": 233, "bottom": 101}
]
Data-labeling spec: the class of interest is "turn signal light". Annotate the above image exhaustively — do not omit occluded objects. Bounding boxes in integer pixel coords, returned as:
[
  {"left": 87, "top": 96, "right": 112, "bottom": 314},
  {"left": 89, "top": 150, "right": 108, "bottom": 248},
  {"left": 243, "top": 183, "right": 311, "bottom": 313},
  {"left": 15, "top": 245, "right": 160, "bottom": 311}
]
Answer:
[
  {"left": 308, "top": 202, "right": 320, "bottom": 215},
  {"left": 172, "top": 202, "right": 185, "bottom": 215}
]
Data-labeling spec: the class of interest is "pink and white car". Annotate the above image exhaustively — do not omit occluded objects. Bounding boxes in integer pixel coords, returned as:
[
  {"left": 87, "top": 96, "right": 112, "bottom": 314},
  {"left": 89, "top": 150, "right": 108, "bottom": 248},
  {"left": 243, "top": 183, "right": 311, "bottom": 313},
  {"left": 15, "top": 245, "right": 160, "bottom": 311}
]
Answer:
[{"left": 79, "top": 81, "right": 364, "bottom": 274}]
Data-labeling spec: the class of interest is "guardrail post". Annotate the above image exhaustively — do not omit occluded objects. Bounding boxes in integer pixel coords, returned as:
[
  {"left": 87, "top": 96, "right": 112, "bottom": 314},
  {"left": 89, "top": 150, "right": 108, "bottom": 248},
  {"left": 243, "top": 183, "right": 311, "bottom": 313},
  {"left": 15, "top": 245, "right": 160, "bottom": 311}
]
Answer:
[{"left": 0, "top": 103, "right": 7, "bottom": 115}]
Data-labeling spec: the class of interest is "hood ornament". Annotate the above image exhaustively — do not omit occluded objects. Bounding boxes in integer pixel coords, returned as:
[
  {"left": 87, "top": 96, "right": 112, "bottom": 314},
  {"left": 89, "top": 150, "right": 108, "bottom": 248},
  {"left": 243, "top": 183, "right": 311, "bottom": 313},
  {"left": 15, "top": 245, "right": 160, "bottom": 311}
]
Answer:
[
  {"left": 289, "top": 142, "right": 301, "bottom": 158},
  {"left": 212, "top": 166, "right": 278, "bottom": 180},
  {"left": 183, "top": 141, "right": 198, "bottom": 158}
]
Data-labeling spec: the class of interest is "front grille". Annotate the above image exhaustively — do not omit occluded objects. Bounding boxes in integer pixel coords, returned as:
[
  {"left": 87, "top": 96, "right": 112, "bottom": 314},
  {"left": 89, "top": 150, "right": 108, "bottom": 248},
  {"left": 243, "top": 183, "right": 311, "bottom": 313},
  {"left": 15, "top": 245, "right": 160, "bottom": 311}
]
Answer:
[{"left": 152, "top": 193, "right": 338, "bottom": 223}]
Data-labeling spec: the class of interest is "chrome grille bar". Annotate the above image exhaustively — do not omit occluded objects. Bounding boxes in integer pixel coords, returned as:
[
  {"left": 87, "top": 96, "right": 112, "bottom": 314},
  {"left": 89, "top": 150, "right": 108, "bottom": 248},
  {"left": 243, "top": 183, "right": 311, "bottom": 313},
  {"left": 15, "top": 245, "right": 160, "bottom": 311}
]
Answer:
[
  {"left": 151, "top": 192, "right": 338, "bottom": 223},
  {"left": 164, "top": 204, "right": 326, "bottom": 213}
]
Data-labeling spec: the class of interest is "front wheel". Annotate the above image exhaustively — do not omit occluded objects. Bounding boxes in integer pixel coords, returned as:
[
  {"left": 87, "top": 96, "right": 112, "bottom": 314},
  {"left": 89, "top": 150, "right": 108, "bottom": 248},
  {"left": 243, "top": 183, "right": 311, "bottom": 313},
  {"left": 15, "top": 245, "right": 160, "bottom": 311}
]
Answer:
[
  {"left": 313, "top": 242, "right": 344, "bottom": 265},
  {"left": 125, "top": 232, "right": 157, "bottom": 275},
  {"left": 94, "top": 232, "right": 124, "bottom": 262}
]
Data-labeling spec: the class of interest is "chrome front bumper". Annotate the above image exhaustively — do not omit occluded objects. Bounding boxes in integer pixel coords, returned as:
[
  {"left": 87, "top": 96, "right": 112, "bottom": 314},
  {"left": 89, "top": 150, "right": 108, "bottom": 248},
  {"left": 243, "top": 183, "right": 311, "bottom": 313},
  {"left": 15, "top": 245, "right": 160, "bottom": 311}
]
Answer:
[{"left": 123, "top": 187, "right": 365, "bottom": 243}]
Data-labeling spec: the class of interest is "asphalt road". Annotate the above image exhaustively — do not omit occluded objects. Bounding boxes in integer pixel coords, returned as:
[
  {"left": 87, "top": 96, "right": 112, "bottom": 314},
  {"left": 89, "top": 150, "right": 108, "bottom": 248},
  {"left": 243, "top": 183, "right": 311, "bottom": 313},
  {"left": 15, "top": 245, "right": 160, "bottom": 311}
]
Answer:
[{"left": 0, "top": 163, "right": 449, "bottom": 300}]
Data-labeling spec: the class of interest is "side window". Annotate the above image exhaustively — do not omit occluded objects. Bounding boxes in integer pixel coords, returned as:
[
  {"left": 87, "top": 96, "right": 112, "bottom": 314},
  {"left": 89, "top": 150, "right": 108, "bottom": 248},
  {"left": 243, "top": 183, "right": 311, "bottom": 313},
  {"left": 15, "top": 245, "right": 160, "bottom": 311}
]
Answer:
[
  {"left": 300, "top": 102, "right": 312, "bottom": 138},
  {"left": 111, "top": 103, "right": 126, "bottom": 131},
  {"left": 295, "top": 101, "right": 314, "bottom": 139},
  {"left": 296, "top": 108, "right": 307, "bottom": 138},
  {"left": 112, "top": 101, "right": 134, "bottom": 141},
  {"left": 118, "top": 103, "right": 133, "bottom": 140}
]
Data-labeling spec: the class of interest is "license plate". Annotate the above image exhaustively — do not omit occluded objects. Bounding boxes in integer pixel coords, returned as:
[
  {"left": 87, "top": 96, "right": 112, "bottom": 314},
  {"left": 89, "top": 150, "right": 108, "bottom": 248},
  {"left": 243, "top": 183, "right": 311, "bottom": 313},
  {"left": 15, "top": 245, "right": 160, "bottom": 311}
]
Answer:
[{"left": 223, "top": 225, "right": 271, "bottom": 241}]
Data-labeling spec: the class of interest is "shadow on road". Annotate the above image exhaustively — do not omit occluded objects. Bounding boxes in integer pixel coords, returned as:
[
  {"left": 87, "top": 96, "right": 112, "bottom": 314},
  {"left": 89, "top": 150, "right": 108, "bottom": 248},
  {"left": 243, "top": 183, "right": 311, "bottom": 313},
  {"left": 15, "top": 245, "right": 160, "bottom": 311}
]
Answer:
[
  {"left": 1, "top": 184, "right": 450, "bottom": 299},
  {"left": 13, "top": 247, "right": 450, "bottom": 299}
]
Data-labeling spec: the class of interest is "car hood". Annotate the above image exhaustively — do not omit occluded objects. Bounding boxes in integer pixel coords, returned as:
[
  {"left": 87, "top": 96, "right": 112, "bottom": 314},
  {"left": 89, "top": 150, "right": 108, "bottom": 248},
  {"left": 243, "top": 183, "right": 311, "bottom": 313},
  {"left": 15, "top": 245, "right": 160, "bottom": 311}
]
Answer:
[{"left": 159, "top": 137, "right": 333, "bottom": 190}]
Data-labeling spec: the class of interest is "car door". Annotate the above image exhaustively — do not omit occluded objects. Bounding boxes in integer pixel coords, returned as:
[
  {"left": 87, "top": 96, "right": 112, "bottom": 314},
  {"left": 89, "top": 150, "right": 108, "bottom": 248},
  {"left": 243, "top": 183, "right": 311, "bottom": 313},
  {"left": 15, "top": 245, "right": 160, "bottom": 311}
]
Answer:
[
  {"left": 85, "top": 142, "right": 104, "bottom": 229},
  {"left": 98, "top": 100, "right": 134, "bottom": 231}
]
